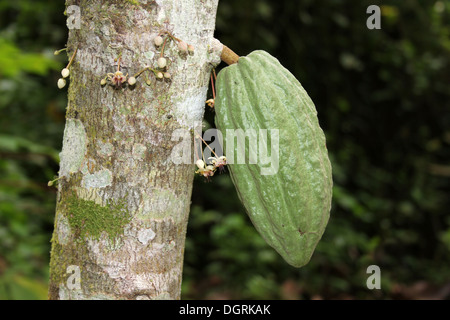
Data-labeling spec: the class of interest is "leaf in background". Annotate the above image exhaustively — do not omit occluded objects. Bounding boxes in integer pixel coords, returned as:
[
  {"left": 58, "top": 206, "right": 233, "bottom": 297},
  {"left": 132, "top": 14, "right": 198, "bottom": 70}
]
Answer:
[
  {"left": 0, "top": 134, "right": 59, "bottom": 163},
  {"left": 0, "top": 274, "right": 48, "bottom": 300},
  {"left": 0, "top": 38, "right": 60, "bottom": 77}
]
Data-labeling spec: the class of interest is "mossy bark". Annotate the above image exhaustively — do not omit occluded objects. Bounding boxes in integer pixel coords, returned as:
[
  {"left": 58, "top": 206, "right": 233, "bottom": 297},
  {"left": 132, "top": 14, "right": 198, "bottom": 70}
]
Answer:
[{"left": 48, "top": 0, "right": 222, "bottom": 300}]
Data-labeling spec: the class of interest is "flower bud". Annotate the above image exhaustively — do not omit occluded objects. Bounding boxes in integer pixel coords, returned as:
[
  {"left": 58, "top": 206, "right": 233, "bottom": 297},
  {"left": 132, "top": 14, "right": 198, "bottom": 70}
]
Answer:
[
  {"left": 57, "top": 78, "right": 66, "bottom": 89},
  {"left": 163, "top": 72, "right": 171, "bottom": 79},
  {"left": 177, "top": 41, "right": 188, "bottom": 53},
  {"left": 157, "top": 57, "right": 167, "bottom": 69},
  {"left": 156, "top": 72, "right": 164, "bottom": 79},
  {"left": 196, "top": 159, "right": 205, "bottom": 169},
  {"left": 100, "top": 78, "right": 107, "bottom": 86},
  {"left": 187, "top": 44, "right": 194, "bottom": 54},
  {"left": 61, "top": 68, "right": 70, "bottom": 78},
  {"left": 154, "top": 36, "right": 164, "bottom": 47},
  {"left": 128, "top": 76, "right": 136, "bottom": 86}
]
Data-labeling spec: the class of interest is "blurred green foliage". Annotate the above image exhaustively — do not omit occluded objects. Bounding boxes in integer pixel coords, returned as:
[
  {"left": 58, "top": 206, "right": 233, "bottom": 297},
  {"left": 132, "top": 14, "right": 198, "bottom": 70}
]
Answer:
[
  {"left": 0, "top": 0, "right": 66, "bottom": 300},
  {"left": 0, "top": 0, "right": 449, "bottom": 300}
]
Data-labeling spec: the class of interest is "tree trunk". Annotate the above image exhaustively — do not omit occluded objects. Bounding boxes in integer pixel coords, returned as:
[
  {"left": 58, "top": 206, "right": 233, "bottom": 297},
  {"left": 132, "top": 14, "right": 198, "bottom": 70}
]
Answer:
[{"left": 48, "top": 0, "right": 222, "bottom": 300}]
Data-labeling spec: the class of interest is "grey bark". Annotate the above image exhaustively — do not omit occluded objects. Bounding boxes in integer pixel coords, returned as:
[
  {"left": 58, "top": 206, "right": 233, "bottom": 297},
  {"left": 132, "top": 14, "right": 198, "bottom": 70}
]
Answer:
[{"left": 48, "top": 0, "right": 222, "bottom": 300}]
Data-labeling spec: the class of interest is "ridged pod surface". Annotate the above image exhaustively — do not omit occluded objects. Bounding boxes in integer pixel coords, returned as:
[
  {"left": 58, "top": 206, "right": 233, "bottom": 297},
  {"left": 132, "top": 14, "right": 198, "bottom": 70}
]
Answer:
[{"left": 214, "top": 50, "right": 333, "bottom": 267}]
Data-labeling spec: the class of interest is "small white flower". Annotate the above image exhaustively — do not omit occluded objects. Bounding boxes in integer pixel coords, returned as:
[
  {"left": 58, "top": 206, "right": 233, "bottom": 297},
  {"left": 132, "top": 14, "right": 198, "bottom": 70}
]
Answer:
[
  {"left": 208, "top": 156, "right": 227, "bottom": 172},
  {"left": 205, "top": 99, "right": 215, "bottom": 108},
  {"left": 109, "top": 70, "right": 128, "bottom": 88},
  {"left": 195, "top": 159, "right": 216, "bottom": 181}
]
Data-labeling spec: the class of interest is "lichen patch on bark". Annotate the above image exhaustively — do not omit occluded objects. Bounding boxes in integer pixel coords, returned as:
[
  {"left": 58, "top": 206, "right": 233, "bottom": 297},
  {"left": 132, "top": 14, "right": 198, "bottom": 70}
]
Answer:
[
  {"left": 172, "top": 87, "right": 208, "bottom": 129},
  {"left": 59, "top": 119, "right": 87, "bottom": 177},
  {"left": 82, "top": 168, "right": 113, "bottom": 189},
  {"left": 137, "top": 228, "right": 156, "bottom": 244}
]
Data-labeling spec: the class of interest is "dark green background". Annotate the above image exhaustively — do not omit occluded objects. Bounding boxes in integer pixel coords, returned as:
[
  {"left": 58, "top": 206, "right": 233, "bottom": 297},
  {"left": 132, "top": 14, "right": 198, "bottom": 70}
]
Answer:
[{"left": 0, "top": 0, "right": 449, "bottom": 300}]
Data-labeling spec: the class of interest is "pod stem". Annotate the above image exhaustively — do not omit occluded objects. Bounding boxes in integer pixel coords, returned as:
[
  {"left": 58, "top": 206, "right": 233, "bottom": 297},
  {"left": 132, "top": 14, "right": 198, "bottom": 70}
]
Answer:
[{"left": 221, "top": 45, "right": 240, "bottom": 65}]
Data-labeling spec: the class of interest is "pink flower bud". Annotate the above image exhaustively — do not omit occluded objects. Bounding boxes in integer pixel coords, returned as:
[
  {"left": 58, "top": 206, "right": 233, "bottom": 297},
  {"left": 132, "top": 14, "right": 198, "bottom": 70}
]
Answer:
[{"left": 178, "top": 41, "right": 188, "bottom": 53}]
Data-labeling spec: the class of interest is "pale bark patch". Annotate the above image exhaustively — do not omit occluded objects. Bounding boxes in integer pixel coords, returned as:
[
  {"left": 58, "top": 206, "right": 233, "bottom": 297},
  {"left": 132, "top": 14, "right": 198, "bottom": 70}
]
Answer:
[
  {"left": 59, "top": 119, "right": 87, "bottom": 177},
  {"left": 82, "top": 168, "right": 113, "bottom": 189},
  {"left": 173, "top": 87, "right": 209, "bottom": 128}
]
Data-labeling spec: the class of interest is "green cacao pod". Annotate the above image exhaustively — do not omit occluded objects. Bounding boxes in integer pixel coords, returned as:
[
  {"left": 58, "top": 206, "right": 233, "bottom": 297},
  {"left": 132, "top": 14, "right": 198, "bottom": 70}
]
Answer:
[{"left": 214, "top": 50, "right": 333, "bottom": 268}]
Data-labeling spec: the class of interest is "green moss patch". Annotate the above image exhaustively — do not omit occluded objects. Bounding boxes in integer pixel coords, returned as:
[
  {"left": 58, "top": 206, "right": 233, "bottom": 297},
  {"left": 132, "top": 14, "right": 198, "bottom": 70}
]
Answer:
[{"left": 66, "top": 194, "right": 131, "bottom": 242}]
